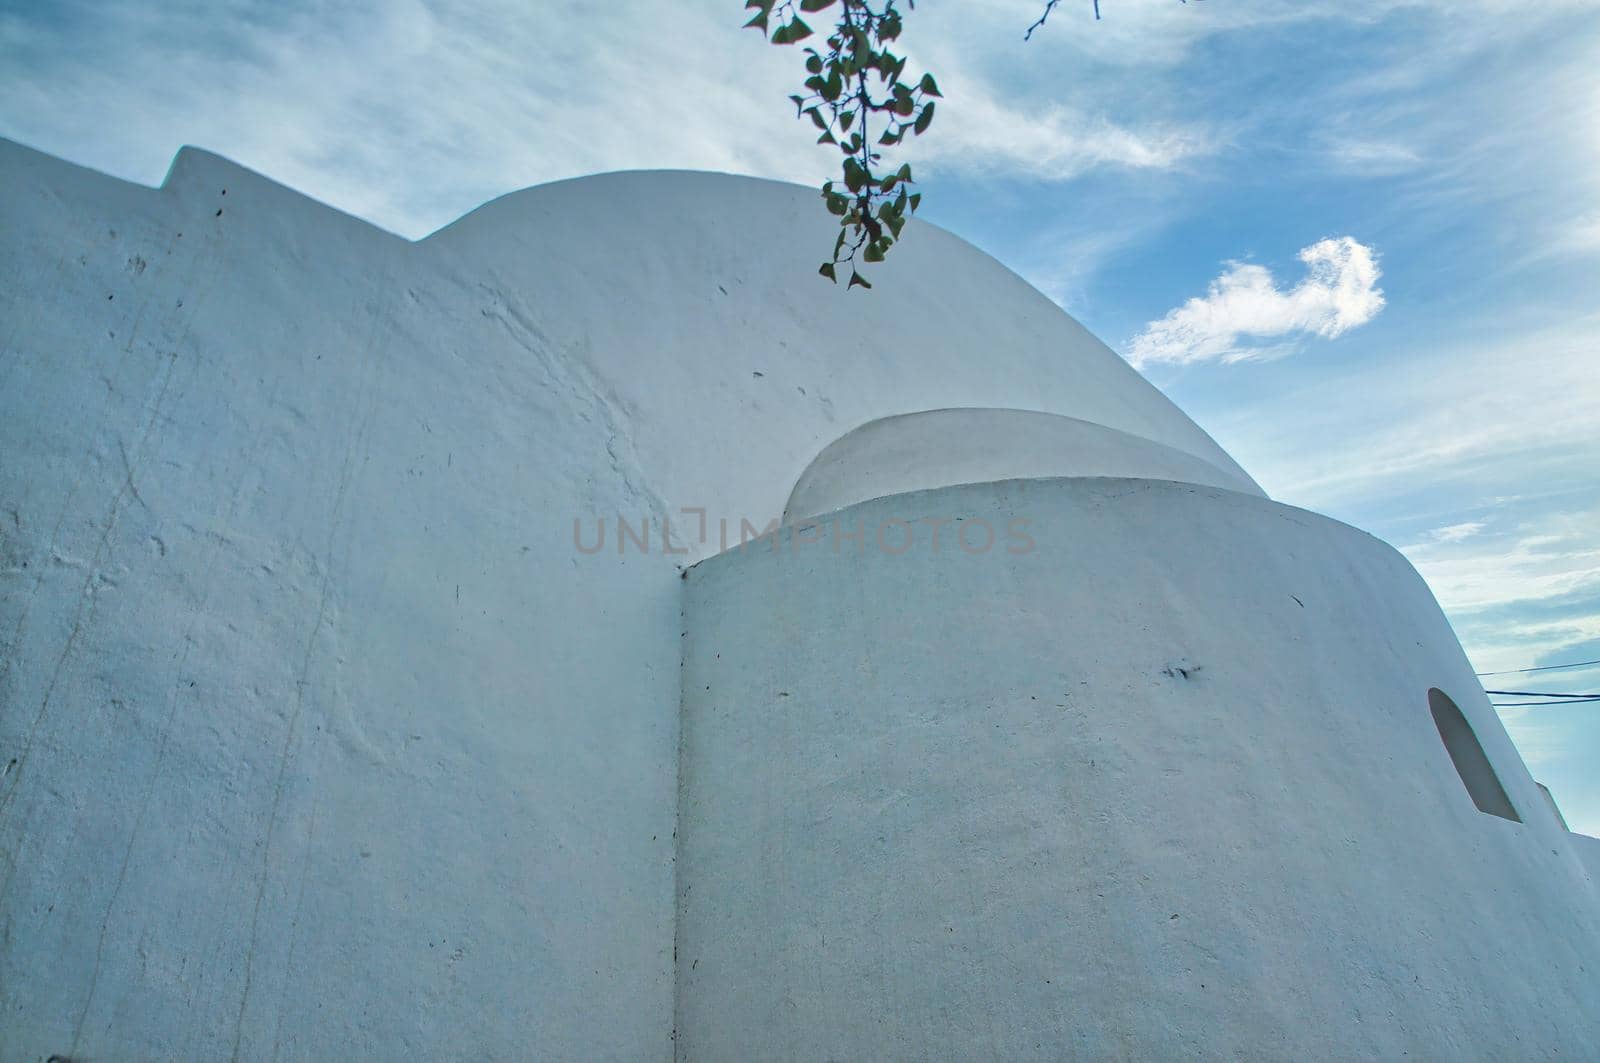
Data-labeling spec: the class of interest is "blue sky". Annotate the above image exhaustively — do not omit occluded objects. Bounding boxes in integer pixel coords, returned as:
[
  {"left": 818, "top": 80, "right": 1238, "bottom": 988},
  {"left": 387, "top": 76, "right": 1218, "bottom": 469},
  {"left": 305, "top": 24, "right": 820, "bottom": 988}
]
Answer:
[{"left": 3, "top": 0, "right": 1596, "bottom": 831}]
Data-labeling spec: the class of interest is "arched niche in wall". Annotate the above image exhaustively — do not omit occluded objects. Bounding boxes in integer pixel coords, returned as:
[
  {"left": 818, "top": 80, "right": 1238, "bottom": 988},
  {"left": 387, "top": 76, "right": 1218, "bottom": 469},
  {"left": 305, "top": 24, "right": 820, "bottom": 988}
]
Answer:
[{"left": 1428, "top": 688, "right": 1520, "bottom": 822}]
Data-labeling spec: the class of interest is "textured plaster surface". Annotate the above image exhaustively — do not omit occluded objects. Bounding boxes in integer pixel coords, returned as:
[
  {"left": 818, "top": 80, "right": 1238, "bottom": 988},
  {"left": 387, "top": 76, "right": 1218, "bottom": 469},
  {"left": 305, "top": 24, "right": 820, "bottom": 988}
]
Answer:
[
  {"left": 784, "top": 407, "right": 1262, "bottom": 524},
  {"left": 1, "top": 141, "right": 680, "bottom": 1060},
  {"left": 0, "top": 138, "right": 1246, "bottom": 1059},
  {"left": 2, "top": 137, "right": 1594, "bottom": 1060},
  {"left": 679, "top": 478, "right": 1600, "bottom": 1060}
]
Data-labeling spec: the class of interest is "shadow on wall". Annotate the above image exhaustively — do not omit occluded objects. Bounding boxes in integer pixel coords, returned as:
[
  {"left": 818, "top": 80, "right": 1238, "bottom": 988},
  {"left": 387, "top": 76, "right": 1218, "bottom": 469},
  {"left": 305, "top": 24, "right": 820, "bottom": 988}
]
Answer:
[{"left": 1429, "top": 688, "right": 1521, "bottom": 822}]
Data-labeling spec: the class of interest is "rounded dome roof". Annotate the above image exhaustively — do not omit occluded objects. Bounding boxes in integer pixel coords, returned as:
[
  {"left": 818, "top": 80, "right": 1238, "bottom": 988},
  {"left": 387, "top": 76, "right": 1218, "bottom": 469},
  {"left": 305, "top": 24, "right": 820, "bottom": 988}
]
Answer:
[
  {"left": 422, "top": 171, "right": 1256, "bottom": 526},
  {"left": 785, "top": 407, "right": 1263, "bottom": 524}
]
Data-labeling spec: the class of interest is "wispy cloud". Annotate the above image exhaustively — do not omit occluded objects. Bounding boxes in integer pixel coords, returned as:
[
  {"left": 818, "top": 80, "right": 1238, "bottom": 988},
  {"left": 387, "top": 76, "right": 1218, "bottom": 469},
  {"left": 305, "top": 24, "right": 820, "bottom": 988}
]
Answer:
[
  {"left": 0, "top": 0, "right": 1213, "bottom": 239},
  {"left": 1319, "top": 137, "right": 1423, "bottom": 177},
  {"left": 1533, "top": 212, "right": 1600, "bottom": 264},
  {"left": 1125, "top": 237, "right": 1385, "bottom": 367},
  {"left": 1403, "top": 517, "right": 1600, "bottom": 622},
  {"left": 1208, "top": 316, "right": 1600, "bottom": 512},
  {"left": 1426, "top": 521, "right": 1486, "bottom": 544},
  {"left": 926, "top": 90, "right": 1206, "bottom": 181},
  {"left": 0, "top": 0, "right": 858, "bottom": 235}
]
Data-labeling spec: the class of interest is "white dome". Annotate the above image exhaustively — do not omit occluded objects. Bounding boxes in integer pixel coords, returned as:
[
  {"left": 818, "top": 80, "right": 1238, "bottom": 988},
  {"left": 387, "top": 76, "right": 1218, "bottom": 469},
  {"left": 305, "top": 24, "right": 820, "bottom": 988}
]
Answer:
[
  {"left": 422, "top": 168, "right": 1259, "bottom": 543},
  {"left": 784, "top": 406, "right": 1263, "bottom": 524}
]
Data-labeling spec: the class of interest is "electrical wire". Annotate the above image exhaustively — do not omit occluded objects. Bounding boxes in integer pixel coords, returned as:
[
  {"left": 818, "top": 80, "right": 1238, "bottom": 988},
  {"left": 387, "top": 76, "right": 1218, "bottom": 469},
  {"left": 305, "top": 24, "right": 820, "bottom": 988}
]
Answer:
[
  {"left": 1476, "top": 658, "right": 1600, "bottom": 677},
  {"left": 1483, "top": 689, "right": 1600, "bottom": 699}
]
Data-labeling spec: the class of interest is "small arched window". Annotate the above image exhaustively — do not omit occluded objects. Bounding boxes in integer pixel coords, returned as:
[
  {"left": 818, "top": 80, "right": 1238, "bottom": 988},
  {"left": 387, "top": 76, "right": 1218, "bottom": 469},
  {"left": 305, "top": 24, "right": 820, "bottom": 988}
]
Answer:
[{"left": 1428, "top": 688, "right": 1520, "bottom": 822}]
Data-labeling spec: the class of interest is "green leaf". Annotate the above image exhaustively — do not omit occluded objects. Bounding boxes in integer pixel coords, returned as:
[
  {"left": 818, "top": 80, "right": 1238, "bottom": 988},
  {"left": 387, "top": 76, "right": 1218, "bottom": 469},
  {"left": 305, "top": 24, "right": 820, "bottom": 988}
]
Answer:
[
  {"left": 805, "top": 55, "right": 823, "bottom": 74},
  {"left": 842, "top": 156, "right": 867, "bottom": 192},
  {"left": 819, "top": 262, "right": 838, "bottom": 281},
  {"left": 909, "top": 193, "right": 922, "bottom": 211},
  {"left": 919, "top": 73, "right": 941, "bottom": 97},
  {"left": 913, "top": 100, "right": 934, "bottom": 135},
  {"left": 771, "top": 17, "right": 812, "bottom": 44},
  {"left": 848, "top": 270, "right": 872, "bottom": 290},
  {"left": 863, "top": 241, "right": 884, "bottom": 263},
  {"left": 800, "top": 0, "right": 836, "bottom": 10}
]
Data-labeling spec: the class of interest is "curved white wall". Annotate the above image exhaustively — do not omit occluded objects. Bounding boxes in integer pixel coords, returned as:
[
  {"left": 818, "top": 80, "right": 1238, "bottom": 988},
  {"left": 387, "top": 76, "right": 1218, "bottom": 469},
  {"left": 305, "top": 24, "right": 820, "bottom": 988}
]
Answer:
[
  {"left": 422, "top": 167, "right": 1261, "bottom": 530},
  {"left": 678, "top": 479, "right": 1600, "bottom": 1059},
  {"left": 0, "top": 139, "right": 679, "bottom": 1060},
  {"left": 0, "top": 136, "right": 1253, "bottom": 1060},
  {"left": 3, "top": 136, "right": 1592, "bottom": 1060},
  {"left": 784, "top": 407, "right": 1263, "bottom": 524}
]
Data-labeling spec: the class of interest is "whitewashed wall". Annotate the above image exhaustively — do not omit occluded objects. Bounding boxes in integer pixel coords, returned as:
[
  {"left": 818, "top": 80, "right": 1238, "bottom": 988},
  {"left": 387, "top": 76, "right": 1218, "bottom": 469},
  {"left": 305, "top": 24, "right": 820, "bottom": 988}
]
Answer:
[
  {"left": 0, "top": 139, "right": 1247, "bottom": 1059},
  {"left": 1, "top": 142, "right": 689, "bottom": 1060},
  {"left": 679, "top": 478, "right": 1600, "bottom": 1059},
  {"left": 3, "top": 137, "right": 1593, "bottom": 1060}
]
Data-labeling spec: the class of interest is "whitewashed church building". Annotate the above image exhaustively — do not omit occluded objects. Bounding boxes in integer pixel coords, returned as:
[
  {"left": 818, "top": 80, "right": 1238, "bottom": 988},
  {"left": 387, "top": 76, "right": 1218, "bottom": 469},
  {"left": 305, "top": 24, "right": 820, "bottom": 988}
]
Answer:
[{"left": 2, "top": 138, "right": 1597, "bottom": 1059}]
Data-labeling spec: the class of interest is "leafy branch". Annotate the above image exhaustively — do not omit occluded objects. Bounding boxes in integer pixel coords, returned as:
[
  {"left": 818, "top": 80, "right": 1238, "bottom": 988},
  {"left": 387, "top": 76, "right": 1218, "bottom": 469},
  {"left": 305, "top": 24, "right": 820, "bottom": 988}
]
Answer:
[
  {"left": 745, "top": 0, "right": 938, "bottom": 289},
  {"left": 750, "top": 1, "right": 1196, "bottom": 288},
  {"left": 1027, "top": 1, "right": 1193, "bottom": 41}
]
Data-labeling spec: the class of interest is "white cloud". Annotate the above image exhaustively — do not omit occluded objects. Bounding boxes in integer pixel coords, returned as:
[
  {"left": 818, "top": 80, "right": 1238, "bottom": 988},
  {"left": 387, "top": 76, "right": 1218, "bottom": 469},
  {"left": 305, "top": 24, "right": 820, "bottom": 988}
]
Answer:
[
  {"left": 1321, "top": 137, "right": 1423, "bottom": 177},
  {"left": 1404, "top": 522, "right": 1600, "bottom": 618},
  {"left": 1427, "top": 521, "right": 1486, "bottom": 544},
  {"left": 1397, "top": 512, "right": 1600, "bottom": 689},
  {"left": 0, "top": 0, "right": 1212, "bottom": 239},
  {"left": 1544, "top": 212, "right": 1600, "bottom": 260},
  {"left": 1125, "top": 237, "right": 1386, "bottom": 368},
  {"left": 1201, "top": 315, "right": 1600, "bottom": 512},
  {"left": 921, "top": 76, "right": 1209, "bottom": 180}
]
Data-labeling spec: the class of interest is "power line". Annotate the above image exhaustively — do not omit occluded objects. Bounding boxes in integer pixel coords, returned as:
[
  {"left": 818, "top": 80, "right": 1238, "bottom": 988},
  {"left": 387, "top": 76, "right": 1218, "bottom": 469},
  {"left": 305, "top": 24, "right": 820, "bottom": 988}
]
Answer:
[
  {"left": 1489, "top": 689, "right": 1600, "bottom": 709},
  {"left": 1483, "top": 689, "right": 1600, "bottom": 699},
  {"left": 1476, "top": 658, "right": 1600, "bottom": 677}
]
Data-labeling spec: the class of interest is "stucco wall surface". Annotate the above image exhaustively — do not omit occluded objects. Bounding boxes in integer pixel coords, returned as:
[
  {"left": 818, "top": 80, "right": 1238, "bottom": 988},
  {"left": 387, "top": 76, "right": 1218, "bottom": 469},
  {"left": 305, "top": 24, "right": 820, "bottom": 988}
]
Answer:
[
  {"left": 677, "top": 477, "right": 1600, "bottom": 1061},
  {"left": 0, "top": 136, "right": 1248, "bottom": 1059},
  {"left": 1, "top": 140, "right": 680, "bottom": 1060},
  {"left": 3, "top": 136, "right": 1593, "bottom": 1061},
  {"left": 783, "top": 407, "right": 1263, "bottom": 524}
]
